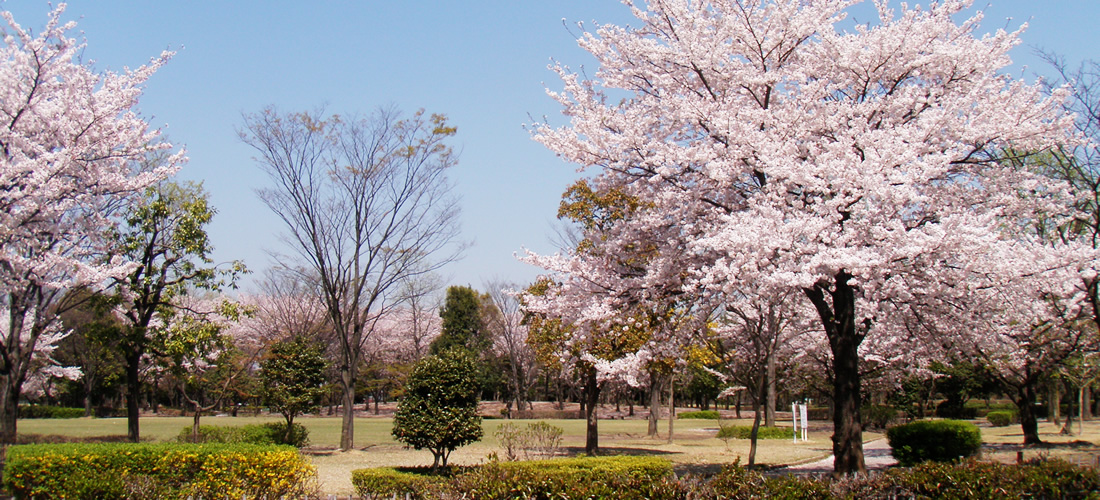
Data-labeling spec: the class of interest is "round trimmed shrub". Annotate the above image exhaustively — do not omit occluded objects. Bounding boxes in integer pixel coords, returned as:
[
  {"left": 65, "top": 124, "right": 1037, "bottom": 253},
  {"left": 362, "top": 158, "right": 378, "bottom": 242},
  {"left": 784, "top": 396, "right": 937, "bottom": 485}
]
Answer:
[
  {"left": 986, "top": 410, "right": 1015, "bottom": 427},
  {"left": 886, "top": 419, "right": 981, "bottom": 466}
]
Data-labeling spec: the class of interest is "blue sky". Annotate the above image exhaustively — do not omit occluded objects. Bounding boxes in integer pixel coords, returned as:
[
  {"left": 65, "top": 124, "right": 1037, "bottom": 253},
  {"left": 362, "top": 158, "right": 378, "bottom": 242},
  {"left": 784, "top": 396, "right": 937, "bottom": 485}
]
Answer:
[{"left": 3, "top": 1, "right": 1098, "bottom": 294}]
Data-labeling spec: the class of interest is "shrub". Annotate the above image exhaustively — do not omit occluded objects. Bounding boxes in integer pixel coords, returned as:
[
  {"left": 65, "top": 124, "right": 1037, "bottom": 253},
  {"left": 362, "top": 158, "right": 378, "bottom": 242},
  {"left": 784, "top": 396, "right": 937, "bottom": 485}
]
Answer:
[
  {"left": 453, "top": 456, "right": 680, "bottom": 500},
  {"left": 3, "top": 442, "right": 317, "bottom": 499},
  {"left": 495, "top": 421, "right": 563, "bottom": 461},
  {"left": 935, "top": 400, "right": 978, "bottom": 419},
  {"left": 985, "top": 410, "right": 1015, "bottom": 427},
  {"left": 678, "top": 410, "right": 720, "bottom": 419},
  {"left": 878, "top": 458, "right": 1100, "bottom": 499},
  {"left": 176, "top": 422, "right": 309, "bottom": 447},
  {"left": 19, "top": 405, "right": 84, "bottom": 419},
  {"left": 886, "top": 419, "right": 981, "bottom": 466},
  {"left": 806, "top": 406, "right": 831, "bottom": 421},
  {"left": 709, "top": 461, "right": 832, "bottom": 499},
  {"left": 351, "top": 467, "right": 450, "bottom": 499},
  {"left": 861, "top": 404, "right": 898, "bottom": 430},
  {"left": 716, "top": 425, "right": 795, "bottom": 440},
  {"left": 392, "top": 349, "right": 483, "bottom": 470}
]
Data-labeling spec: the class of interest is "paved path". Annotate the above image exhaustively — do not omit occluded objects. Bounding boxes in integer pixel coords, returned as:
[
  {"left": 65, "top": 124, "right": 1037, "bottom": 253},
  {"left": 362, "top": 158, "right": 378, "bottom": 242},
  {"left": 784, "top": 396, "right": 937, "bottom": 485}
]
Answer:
[{"left": 779, "top": 439, "right": 896, "bottom": 474}]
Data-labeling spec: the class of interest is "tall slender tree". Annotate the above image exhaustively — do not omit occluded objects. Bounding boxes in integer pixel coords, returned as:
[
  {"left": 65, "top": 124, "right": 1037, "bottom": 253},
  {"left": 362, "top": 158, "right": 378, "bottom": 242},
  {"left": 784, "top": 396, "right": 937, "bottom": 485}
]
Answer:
[{"left": 242, "top": 106, "right": 463, "bottom": 451}]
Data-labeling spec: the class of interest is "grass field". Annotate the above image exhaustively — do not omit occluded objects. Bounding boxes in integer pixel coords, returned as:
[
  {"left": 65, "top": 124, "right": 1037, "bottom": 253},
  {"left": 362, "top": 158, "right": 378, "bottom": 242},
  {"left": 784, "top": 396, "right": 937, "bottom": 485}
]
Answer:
[{"left": 14, "top": 410, "right": 1100, "bottom": 495}]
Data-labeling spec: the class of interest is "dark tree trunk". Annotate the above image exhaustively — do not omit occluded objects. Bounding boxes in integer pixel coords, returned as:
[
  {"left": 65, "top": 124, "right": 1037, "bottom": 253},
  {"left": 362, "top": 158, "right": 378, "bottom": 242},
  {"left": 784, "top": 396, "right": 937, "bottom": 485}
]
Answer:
[
  {"left": 805, "top": 271, "right": 867, "bottom": 475},
  {"left": 584, "top": 367, "right": 600, "bottom": 455},
  {"left": 667, "top": 379, "right": 675, "bottom": 444},
  {"left": 0, "top": 374, "right": 22, "bottom": 444},
  {"left": 648, "top": 371, "right": 661, "bottom": 437},
  {"left": 125, "top": 351, "right": 142, "bottom": 443},
  {"left": 765, "top": 350, "right": 777, "bottom": 427},
  {"left": 1016, "top": 380, "right": 1042, "bottom": 445},
  {"left": 747, "top": 378, "right": 766, "bottom": 468}
]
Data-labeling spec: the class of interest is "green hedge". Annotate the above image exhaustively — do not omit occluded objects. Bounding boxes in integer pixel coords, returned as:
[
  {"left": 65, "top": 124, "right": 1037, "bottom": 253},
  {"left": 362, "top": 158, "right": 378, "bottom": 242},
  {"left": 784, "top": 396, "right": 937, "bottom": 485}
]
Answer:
[
  {"left": 986, "top": 410, "right": 1016, "bottom": 427},
  {"left": 177, "top": 422, "right": 309, "bottom": 447},
  {"left": 348, "top": 457, "right": 1099, "bottom": 499},
  {"left": 708, "top": 459, "right": 1100, "bottom": 499},
  {"left": 351, "top": 467, "right": 459, "bottom": 499},
  {"left": 3, "top": 442, "right": 316, "bottom": 499},
  {"left": 353, "top": 456, "right": 678, "bottom": 500},
  {"left": 678, "top": 410, "right": 720, "bottom": 419},
  {"left": 886, "top": 419, "right": 981, "bottom": 466},
  {"left": 19, "top": 405, "right": 84, "bottom": 419},
  {"left": 716, "top": 425, "right": 795, "bottom": 440}
]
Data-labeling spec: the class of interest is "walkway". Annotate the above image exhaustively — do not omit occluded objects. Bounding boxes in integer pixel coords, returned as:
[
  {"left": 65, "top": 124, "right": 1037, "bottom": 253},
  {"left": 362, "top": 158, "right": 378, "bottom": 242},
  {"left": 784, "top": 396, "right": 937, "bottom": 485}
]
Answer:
[{"left": 779, "top": 438, "right": 896, "bottom": 474}]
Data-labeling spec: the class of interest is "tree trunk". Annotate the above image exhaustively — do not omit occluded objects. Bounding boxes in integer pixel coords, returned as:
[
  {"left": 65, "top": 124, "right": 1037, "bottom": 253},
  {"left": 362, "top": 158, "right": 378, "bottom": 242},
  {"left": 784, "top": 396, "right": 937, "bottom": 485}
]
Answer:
[
  {"left": 765, "top": 350, "right": 777, "bottom": 427},
  {"left": 584, "top": 367, "right": 600, "bottom": 455},
  {"left": 735, "top": 391, "right": 742, "bottom": 419},
  {"left": 747, "top": 380, "right": 766, "bottom": 468},
  {"left": 666, "top": 379, "right": 675, "bottom": 444},
  {"left": 0, "top": 374, "right": 22, "bottom": 444},
  {"left": 647, "top": 372, "right": 661, "bottom": 437},
  {"left": 805, "top": 272, "right": 866, "bottom": 476},
  {"left": 340, "top": 366, "right": 357, "bottom": 451},
  {"left": 191, "top": 402, "right": 202, "bottom": 441},
  {"left": 1084, "top": 386, "right": 1092, "bottom": 420},
  {"left": 1048, "top": 383, "right": 1061, "bottom": 425},
  {"left": 125, "top": 351, "right": 142, "bottom": 443},
  {"left": 1016, "top": 381, "right": 1042, "bottom": 445}
]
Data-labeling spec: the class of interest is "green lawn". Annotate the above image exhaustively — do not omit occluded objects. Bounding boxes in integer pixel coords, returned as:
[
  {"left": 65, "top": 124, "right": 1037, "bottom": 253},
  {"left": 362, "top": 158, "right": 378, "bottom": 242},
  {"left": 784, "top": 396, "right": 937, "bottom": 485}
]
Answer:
[{"left": 16, "top": 414, "right": 839, "bottom": 467}]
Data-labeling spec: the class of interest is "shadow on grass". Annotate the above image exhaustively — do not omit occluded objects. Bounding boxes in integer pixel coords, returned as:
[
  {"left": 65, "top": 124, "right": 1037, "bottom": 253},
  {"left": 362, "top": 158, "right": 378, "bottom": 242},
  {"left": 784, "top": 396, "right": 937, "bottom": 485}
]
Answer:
[
  {"left": 15, "top": 434, "right": 138, "bottom": 444},
  {"left": 559, "top": 446, "right": 680, "bottom": 457}
]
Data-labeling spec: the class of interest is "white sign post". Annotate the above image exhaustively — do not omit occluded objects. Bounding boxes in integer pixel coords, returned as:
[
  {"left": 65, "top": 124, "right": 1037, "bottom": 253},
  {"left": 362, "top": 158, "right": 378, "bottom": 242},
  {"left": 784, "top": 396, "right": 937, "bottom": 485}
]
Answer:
[
  {"left": 800, "top": 404, "right": 809, "bottom": 441},
  {"left": 792, "top": 403, "right": 799, "bottom": 443}
]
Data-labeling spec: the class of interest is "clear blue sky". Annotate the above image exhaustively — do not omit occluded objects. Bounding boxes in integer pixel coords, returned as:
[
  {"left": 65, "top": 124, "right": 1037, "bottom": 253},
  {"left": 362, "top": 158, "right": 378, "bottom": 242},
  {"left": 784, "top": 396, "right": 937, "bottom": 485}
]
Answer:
[{"left": 3, "top": 1, "right": 1098, "bottom": 293}]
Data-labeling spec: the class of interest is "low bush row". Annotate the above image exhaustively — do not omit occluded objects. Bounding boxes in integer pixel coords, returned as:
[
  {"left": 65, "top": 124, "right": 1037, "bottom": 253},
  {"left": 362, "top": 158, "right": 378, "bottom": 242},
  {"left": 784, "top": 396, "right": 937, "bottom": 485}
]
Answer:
[
  {"left": 3, "top": 442, "right": 317, "bottom": 499},
  {"left": 176, "top": 422, "right": 309, "bottom": 447},
  {"left": 716, "top": 425, "right": 794, "bottom": 440},
  {"left": 352, "top": 457, "right": 1100, "bottom": 500},
  {"left": 353, "top": 456, "right": 675, "bottom": 500},
  {"left": 18, "top": 405, "right": 84, "bottom": 419},
  {"left": 677, "top": 410, "right": 719, "bottom": 419}
]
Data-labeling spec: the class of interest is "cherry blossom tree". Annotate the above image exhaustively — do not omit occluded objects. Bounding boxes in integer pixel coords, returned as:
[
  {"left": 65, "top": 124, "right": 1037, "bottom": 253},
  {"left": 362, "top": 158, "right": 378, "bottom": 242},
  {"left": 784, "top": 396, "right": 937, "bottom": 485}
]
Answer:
[
  {"left": 484, "top": 279, "right": 537, "bottom": 413},
  {"left": 529, "top": 0, "right": 1082, "bottom": 474},
  {"left": 156, "top": 295, "right": 256, "bottom": 441},
  {"left": 0, "top": 4, "right": 179, "bottom": 442}
]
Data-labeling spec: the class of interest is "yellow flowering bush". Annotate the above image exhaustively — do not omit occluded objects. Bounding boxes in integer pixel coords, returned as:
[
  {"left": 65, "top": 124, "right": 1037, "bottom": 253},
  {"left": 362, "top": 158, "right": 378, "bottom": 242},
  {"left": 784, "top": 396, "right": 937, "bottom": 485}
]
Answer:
[{"left": 3, "top": 443, "right": 317, "bottom": 499}]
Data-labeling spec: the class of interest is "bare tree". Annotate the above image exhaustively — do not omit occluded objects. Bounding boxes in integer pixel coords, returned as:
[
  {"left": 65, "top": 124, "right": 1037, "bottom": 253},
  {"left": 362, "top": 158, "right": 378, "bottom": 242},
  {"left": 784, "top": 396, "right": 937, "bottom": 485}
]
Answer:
[
  {"left": 484, "top": 279, "right": 537, "bottom": 413},
  {"left": 241, "top": 106, "right": 463, "bottom": 451}
]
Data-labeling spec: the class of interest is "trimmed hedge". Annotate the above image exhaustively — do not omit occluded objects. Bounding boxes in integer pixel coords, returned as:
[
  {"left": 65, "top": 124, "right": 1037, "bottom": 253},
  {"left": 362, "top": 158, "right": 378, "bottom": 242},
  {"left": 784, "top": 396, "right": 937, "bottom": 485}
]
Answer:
[
  {"left": 886, "top": 419, "right": 981, "bottom": 466},
  {"left": 3, "top": 442, "right": 317, "bottom": 499},
  {"left": 353, "top": 456, "right": 678, "bottom": 500},
  {"left": 717, "top": 425, "right": 795, "bottom": 440},
  {"left": 351, "top": 467, "right": 452, "bottom": 499},
  {"left": 678, "top": 410, "right": 720, "bottom": 419},
  {"left": 708, "top": 459, "right": 1100, "bottom": 499},
  {"left": 19, "top": 405, "right": 84, "bottom": 419},
  {"left": 177, "top": 422, "right": 309, "bottom": 447},
  {"left": 349, "top": 457, "right": 1100, "bottom": 499},
  {"left": 986, "top": 410, "right": 1016, "bottom": 427}
]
